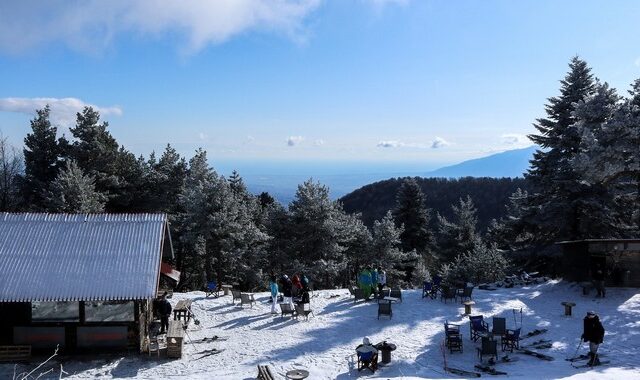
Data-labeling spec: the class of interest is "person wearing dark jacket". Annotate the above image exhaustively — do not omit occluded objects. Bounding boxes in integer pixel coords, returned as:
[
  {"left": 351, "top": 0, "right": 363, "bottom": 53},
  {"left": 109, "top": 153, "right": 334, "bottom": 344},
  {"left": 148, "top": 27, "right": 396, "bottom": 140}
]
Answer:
[
  {"left": 158, "top": 292, "right": 172, "bottom": 334},
  {"left": 592, "top": 264, "right": 606, "bottom": 297},
  {"left": 582, "top": 311, "right": 605, "bottom": 365},
  {"left": 280, "top": 274, "right": 294, "bottom": 307}
]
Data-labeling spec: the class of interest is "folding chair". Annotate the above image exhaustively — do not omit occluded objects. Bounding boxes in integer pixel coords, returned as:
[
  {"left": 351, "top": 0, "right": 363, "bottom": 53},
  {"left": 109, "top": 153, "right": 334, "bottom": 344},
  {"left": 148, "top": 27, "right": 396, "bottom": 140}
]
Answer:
[
  {"left": 502, "top": 327, "right": 521, "bottom": 352},
  {"left": 357, "top": 351, "right": 378, "bottom": 373},
  {"left": 477, "top": 336, "right": 498, "bottom": 362},
  {"left": 205, "top": 281, "right": 220, "bottom": 298},
  {"left": 469, "top": 315, "right": 489, "bottom": 342}
]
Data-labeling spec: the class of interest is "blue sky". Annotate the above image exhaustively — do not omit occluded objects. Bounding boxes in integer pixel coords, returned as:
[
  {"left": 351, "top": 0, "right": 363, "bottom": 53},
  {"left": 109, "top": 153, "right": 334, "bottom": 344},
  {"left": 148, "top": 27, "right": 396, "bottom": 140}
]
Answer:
[{"left": 1, "top": 0, "right": 640, "bottom": 168}]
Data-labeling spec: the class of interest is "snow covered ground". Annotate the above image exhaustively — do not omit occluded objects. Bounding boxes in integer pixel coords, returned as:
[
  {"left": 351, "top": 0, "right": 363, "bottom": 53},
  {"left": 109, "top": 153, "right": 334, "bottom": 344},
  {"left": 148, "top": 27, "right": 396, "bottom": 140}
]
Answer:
[{"left": 3, "top": 280, "right": 639, "bottom": 379}]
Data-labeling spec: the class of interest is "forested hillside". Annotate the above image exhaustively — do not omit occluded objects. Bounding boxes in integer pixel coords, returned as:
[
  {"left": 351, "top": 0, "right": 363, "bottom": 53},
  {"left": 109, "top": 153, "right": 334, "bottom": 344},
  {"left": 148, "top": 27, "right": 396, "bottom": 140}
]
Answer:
[{"left": 340, "top": 177, "right": 528, "bottom": 231}]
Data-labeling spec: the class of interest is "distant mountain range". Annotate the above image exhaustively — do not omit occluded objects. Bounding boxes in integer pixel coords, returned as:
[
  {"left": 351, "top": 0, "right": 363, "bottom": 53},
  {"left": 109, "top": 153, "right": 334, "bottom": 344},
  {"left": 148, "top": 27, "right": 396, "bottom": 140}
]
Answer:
[
  {"left": 242, "top": 146, "right": 537, "bottom": 204},
  {"left": 423, "top": 146, "right": 537, "bottom": 178}
]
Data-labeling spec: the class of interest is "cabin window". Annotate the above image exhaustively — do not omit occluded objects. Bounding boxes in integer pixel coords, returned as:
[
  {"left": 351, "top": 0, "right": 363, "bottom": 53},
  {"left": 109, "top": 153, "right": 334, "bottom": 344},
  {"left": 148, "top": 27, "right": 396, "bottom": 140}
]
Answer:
[
  {"left": 31, "top": 301, "right": 80, "bottom": 322},
  {"left": 85, "top": 301, "right": 135, "bottom": 322}
]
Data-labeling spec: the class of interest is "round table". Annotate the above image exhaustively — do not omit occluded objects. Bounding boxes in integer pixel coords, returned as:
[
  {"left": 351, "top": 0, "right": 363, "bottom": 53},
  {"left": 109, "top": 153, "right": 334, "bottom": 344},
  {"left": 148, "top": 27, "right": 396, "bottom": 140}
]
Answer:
[
  {"left": 286, "top": 369, "right": 309, "bottom": 379},
  {"left": 375, "top": 341, "right": 397, "bottom": 364}
]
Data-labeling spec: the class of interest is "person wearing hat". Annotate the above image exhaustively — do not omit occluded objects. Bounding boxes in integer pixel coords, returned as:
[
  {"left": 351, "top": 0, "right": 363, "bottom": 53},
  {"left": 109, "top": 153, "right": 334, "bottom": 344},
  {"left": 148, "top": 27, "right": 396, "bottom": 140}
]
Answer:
[
  {"left": 581, "top": 311, "right": 605, "bottom": 366},
  {"left": 355, "top": 337, "right": 378, "bottom": 372}
]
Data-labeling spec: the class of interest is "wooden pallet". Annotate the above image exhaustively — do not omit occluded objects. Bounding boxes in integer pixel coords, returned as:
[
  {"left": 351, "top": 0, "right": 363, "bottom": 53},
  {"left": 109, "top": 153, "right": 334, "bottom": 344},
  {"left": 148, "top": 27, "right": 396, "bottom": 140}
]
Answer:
[
  {"left": 166, "top": 321, "right": 184, "bottom": 359},
  {"left": 0, "top": 345, "right": 31, "bottom": 362}
]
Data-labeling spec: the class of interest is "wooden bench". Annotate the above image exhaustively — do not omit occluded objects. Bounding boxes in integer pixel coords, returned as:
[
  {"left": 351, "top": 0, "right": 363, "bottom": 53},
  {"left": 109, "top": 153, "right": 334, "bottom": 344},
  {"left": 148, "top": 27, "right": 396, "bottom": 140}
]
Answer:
[
  {"left": 166, "top": 320, "right": 185, "bottom": 359},
  {"left": 173, "top": 299, "right": 193, "bottom": 323},
  {"left": 0, "top": 345, "right": 31, "bottom": 362},
  {"left": 257, "top": 364, "right": 275, "bottom": 380}
]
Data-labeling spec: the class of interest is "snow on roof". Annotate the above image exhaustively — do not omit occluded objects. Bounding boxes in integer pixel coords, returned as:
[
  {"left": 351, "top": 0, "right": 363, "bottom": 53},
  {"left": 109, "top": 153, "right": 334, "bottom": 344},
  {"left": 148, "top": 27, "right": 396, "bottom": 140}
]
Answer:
[{"left": 0, "top": 213, "right": 168, "bottom": 302}]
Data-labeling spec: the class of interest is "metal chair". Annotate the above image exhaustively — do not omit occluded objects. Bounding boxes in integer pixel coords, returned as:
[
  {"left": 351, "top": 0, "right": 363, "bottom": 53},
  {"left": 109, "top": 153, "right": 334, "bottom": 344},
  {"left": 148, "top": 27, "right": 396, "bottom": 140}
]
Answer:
[{"left": 378, "top": 301, "right": 392, "bottom": 319}]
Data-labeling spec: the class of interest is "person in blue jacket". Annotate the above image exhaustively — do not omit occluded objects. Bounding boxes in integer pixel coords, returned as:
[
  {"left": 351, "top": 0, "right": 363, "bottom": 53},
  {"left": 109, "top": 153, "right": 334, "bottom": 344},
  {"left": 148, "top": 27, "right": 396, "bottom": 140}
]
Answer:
[{"left": 269, "top": 275, "right": 279, "bottom": 314}]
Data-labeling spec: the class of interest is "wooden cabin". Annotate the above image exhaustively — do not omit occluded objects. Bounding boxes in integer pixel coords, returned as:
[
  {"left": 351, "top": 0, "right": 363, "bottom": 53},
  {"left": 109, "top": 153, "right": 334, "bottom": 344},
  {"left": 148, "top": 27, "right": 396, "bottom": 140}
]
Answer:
[
  {"left": 557, "top": 239, "right": 640, "bottom": 287},
  {"left": 0, "top": 213, "right": 178, "bottom": 354}
]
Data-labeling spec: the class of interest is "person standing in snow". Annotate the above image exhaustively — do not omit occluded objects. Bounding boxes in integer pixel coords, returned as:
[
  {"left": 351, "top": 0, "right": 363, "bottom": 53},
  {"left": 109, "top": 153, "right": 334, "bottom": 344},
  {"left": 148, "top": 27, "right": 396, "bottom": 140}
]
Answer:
[
  {"left": 301, "top": 273, "right": 310, "bottom": 290},
  {"left": 359, "top": 267, "right": 372, "bottom": 299},
  {"left": 269, "top": 275, "right": 279, "bottom": 314},
  {"left": 592, "top": 263, "right": 606, "bottom": 298},
  {"left": 280, "top": 274, "right": 294, "bottom": 307},
  {"left": 377, "top": 267, "right": 386, "bottom": 295},
  {"left": 292, "top": 274, "right": 303, "bottom": 297},
  {"left": 581, "top": 311, "right": 605, "bottom": 366},
  {"left": 157, "top": 292, "right": 172, "bottom": 334},
  {"left": 370, "top": 267, "right": 379, "bottom": 298}
]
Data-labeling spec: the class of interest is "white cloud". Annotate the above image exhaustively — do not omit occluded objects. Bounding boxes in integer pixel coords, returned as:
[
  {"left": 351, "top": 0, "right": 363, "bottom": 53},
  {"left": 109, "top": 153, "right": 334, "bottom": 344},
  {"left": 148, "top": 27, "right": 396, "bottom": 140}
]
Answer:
[
  {"left": 287, "top": 136, "right": 304, "bottom": 146},
  {"left": 377, "top": 140, "right": 404, "bottom": 148},
  {"left": 635, "top": 57, "right": 640, "bottom": 67},
  {"left": 314, "top": 139, "right": 324, "bottom": 146},
  {"left": 501, "top": 133, "right": 531, "bottom": 147},
  {"left": 0, "top": 97, "right": 122, "bottom": 126},
  {"left": 0, "top": 1, "right": 321, "bottom": 55},
  {"left": 430, "top": 137, "right": 450, "bottom": 149},
  {"left": 198, "top": 132, "right": 208, "bottom": 141}
]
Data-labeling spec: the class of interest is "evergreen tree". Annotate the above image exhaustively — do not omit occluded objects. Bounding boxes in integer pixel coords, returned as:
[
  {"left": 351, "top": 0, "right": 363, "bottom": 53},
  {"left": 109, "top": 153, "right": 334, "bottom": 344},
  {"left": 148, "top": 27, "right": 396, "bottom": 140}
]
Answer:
[
  {"left": 45, "top": 160, "right": 106, "bottom": 213},
  {"left": 392, "top": 178, "right": 434, "bottom": 258},
  {"left": 22, "top": 106, "right": 66, "bottom": 209},
  {"left": 525, "top": 56, "right": 596, "bottom": 244},
  {"left": 486, "top": 188, "right": 534, "bottom": 251},
  {"left": 371, "top": 211, "right": 414, "bottom": 282},
  {"left": 574, "top": 80, "right": 640, "bottom": 233},
  {"left": 177, "top": 149, "right": 267, "bottom": 290},
  {"left": 287, "top": 179, "right": 347, "bottom": 287},
  {"left": 0, "top": 135, "right": 24, "bottom": 211},
  {"left": 67, "top": 106, "right": 127, "bottom": 210},
  {"left": 437, "top": 196, "right": 480, "bottom": 263},
  {"left": 566, "top": 82, "right": 622, "bottom": 237}
]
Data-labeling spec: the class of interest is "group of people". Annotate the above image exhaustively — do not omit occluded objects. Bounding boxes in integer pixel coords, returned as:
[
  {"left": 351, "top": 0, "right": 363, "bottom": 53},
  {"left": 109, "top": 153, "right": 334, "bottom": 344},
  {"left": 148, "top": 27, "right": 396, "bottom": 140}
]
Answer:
[
  {"left": 269, "top": 272, "right": 311, "bottom": 314},
  {"left": 358, "top": 266, "right": 386, "bottom": 299}
]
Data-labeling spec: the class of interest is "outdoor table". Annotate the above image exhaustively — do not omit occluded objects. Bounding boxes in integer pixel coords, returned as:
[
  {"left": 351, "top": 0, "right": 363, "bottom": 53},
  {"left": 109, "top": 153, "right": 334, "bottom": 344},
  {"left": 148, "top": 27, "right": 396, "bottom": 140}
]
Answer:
[
  {"left": 561, "top": 301, "right": 576, "bottom": 316},
  {"left": 375, "top": 341, "right": 397, "bottom": 364},
  {"left": 285, "top": 369, "right": 309, "bottom": 379},
  {"left": 463, "top": 300, "right": 475, "bottom": 315},
  {"left": 221, "top": 284, "right": 233, "bottom": 296}
]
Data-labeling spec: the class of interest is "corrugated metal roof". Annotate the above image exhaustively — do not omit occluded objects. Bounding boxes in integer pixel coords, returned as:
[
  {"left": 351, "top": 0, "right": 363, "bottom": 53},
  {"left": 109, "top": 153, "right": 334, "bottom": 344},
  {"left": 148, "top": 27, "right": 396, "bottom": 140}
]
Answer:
[{"left": 0, "top": 213, "right": 168, "bottom": 302}]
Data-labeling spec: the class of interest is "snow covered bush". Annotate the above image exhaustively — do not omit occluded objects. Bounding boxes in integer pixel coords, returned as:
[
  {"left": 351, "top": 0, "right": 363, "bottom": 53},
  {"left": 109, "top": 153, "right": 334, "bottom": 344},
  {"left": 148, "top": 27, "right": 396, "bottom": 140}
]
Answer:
[{"left": 439, "top": 238, "right": 509, "bottom": 285}]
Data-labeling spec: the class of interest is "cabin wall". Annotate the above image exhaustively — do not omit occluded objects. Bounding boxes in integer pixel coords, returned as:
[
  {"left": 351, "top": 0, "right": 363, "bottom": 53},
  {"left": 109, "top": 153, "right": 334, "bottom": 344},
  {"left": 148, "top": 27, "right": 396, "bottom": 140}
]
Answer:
[{"left": 0, "top": 300, "right": 146, "bottom": 353}]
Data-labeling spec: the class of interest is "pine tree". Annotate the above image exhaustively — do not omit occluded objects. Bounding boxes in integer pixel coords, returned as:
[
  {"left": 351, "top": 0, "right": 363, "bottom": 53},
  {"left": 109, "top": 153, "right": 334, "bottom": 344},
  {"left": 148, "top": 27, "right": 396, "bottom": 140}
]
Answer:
[
  {"left": 392, "top": 178, "right": 434, "bottom": 258},
  {"left": 45, "top": 160, "right": 106, "bottom": 213},
  {"left": 287, "top": 179, "right": 347, "bottom": 287},
  {"left": 437, "top": 196, "right": 480, "bottom": 263},
  {"left": 177, "top": 149, "right": 267, "bottom": 290},
  {"left": 525, "top": 57, "right": 596, "bottom": 244},
  {"left": 22, "top": 106, "right": 66, "bottom": 209},
  {"left": 573, "top": 80, "right": 640, "bottom": 233},
  {"left": 67, "top": 107, "right": 124, "bottom": 210},
  {"left": 371, "top": 211, "right": 414, "bottom": 283}
]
